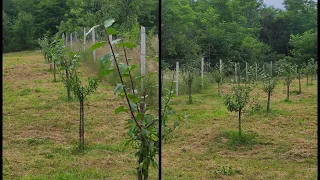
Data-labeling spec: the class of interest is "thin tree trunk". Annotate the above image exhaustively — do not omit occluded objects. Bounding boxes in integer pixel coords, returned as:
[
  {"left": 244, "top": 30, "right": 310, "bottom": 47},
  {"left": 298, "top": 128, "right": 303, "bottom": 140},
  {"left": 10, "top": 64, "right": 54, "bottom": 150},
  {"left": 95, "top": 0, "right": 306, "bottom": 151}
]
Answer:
[
  {"left": 137, "top": 153, "right": 143, "bottom": 180},
  {"left": 161, "top": 70, "right": 164, "bottom": 93},
  {"left": 188, "top": 82, "right": 192, "bottom": 104},
  {"left": 66, "top": 69, "right": 71, "bottom": 101},
  {"left": 267, "top": 90, "right": 271, "bottom": 112},
  {"left": 307, "top": 75, "right": 309, "bottom": 85},
  {"left": 79, "top": 99, "right": 82, "bottom": 151},
  {"left": 286, "top": 85, "right": 290, "bottom": 101},
  {"left": 218, "top": 83, "right": 220, "bottom": 95},
  {"left": 137, "top": 102, "right": 148, "bottom": 180},
  {"left": 298, "top": 73, "right": 301, "bottom": 93},
  {"left": 65, "top": 61, "right": 71, "bottom": 101},
  {"left": 81, "top": 99, "right": 84, "bottom": 150},
  {"left": 238, "top": 109, "right": 242, "bottom": 137},
  {"left": 79, "top": 98, "right": 84, "bottom": 151},
  {"left": 53, "top": 61, "right": 56, "bottom": 81}
]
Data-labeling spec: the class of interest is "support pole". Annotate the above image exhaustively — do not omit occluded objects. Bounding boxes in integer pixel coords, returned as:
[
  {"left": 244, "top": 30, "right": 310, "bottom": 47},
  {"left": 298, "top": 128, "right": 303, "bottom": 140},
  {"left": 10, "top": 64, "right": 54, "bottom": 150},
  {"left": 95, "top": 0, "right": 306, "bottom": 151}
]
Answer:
[
  {"left": 83, "top": 27, "right": 86, "bottom": 50},
  {"left": 140, "top": 26, "right": 146, "bottom": 91},
  {"left": 92, "top": 28, "right": 96, "bottom": 62},
  {"left": 70, "top": 33, "right": 72, "bottom": 50},
  {"left": 235, "top": 63, "right": 237, "bottom": 83},
  {"left": 176, "top": 62, "right": 179, "bottom": 96},
  {"left": 246, "top": 62, "right": 248, "bottom": 82},
  {"left": 109, "top": 35, "right": 114, "bottom": 67},
  {"left": 220, "top": 59, "right": 222, "bottom": 83},
  {"left": 201, "top": 58, "right": 204, "bottom": 88}
]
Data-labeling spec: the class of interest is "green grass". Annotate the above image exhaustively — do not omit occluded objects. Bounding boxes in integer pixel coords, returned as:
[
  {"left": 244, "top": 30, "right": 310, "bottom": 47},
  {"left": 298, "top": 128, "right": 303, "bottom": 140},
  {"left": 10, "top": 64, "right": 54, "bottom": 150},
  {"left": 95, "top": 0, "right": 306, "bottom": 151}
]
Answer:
[
  {"left": 3, "top": 51, "right": 158, "bottom": 179},
  {"left": 216, "top": 130, "right": 260, "bottom": 150},
  {"left": 162, "top": 72, "right": 317, "bottom": 179}
]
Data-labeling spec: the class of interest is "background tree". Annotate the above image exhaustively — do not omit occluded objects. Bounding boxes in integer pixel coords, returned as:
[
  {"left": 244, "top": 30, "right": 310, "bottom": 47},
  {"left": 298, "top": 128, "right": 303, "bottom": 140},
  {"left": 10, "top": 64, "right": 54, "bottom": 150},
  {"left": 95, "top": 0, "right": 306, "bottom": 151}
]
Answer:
[
  {"left": 261, "top": 74, "right": 276, "bottom": 112},
  {"left": 3, "top": 0, "right": 158, "bottom": 52},
  {"left": 181, "top": 59, "right": 200, "bottom": 104},
  {"left": 276, "top": 58, "right": 297, "bottom": 101},
  {"left": 161, "top": 0, "right": 317, "bottom": 69},
  {"left": 210, "top": 65, "right": 223, "bottom": 95},
  {"left": 59, "top": 48, "right": 75, "bottom": 101},
  {"left": 305, "top": 58, "right": 317, "bottom": 85}
]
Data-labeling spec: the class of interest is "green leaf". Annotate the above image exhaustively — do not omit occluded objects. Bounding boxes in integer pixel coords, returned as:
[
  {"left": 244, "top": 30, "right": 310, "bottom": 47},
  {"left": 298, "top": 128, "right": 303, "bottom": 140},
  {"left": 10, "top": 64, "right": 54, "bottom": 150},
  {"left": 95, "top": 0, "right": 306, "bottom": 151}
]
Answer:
[
  {"left": 153, "top": 57, "right": 158, "bottom": 62},
  {"left": 115, "top": 106, "right": 128, "bottom": 114},
  {"left": 100, "top": 52, "right": 112, "bottom": 64},
  {"left": 111, "top": 39, "right": 121, "bottom": 45},
  {"left": 129, "top": 64, "right": 137, "bottom": 72},
  {"left": 151, "top": 134, "right": 159, "bottom": 142},
  {"left": 116, "top": 42, "right": 137, "bottom": 48},
  {"left": 118, "top": 63, "right": 129, "bottom": 74},
  {"left": 104, "top": 19, "right": 115, "bottom": 29},
  {"left": 90, "top": 41, "right": 107, "bottom": 51},
  {"left": 107, "top": 28, "right": 117, "bottom": 35},
  {"left": 128, "top": 94, "right": 139, "bottom": 103},
  {"left": 119, "top": 92, "right": 125, "bottom": 98},
  {"left": 142, "top": 128, "right": 150, "bottom": 136},
  {"left": 129, "top": 101, "right": 137, "bottom": 112},
  {"left": 114, "top": 84, "right": 124, "bottom": 95},
  {"left": 148, "top": 72, "right": 156, "bottom": 77},
  {"left": 135, "top": 75, "right": 146, "bottom": 80},
  {"left": 99, "top": 68, "right": 114, "bottom": 76},
  {"left": 136, "top": 112, "right": 143, "bottom": 121}
]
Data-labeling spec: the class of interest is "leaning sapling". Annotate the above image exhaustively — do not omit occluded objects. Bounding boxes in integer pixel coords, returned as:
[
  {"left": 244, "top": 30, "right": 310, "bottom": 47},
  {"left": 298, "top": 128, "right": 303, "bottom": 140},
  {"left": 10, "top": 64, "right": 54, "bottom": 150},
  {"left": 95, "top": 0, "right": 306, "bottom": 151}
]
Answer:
[{"left": 91, "top": 19, "right": 159, "bottom": 180}]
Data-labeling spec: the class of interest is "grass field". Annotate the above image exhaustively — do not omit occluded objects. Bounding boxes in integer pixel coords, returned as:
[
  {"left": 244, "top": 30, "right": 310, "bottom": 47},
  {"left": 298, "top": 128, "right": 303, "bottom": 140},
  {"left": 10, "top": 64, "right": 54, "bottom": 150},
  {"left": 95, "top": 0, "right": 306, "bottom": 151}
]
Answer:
[
  {"left": 162, "top": 75, "right": 317, "bottom": 179},
  {"left": 2, "top": 50, "right": 317, "bottom": 179},
  {"left": 3, "top": 51, "right": 158, "bottom": 179}
]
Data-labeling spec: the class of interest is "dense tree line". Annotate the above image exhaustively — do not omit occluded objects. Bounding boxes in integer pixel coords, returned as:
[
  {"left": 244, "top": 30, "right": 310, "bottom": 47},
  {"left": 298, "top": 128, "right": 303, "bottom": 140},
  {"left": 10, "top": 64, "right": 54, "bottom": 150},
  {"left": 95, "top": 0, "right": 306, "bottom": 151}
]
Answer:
[
  {"left": 161, "top": 0, "right": 317, "bottom": 68},
  {"left": 3, "top": 0, "right": 158, "bottom": 52}
]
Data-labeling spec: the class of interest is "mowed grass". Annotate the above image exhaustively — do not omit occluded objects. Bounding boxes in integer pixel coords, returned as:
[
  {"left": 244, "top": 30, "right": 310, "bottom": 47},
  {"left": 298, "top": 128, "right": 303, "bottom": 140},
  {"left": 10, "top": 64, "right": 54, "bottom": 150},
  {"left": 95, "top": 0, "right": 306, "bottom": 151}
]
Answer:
[
  {"left": 3, "top": 51, "right": 158, "bottom": 179},
  {"left": 162, "top": 77, "right": 317, "bottom": 179}
]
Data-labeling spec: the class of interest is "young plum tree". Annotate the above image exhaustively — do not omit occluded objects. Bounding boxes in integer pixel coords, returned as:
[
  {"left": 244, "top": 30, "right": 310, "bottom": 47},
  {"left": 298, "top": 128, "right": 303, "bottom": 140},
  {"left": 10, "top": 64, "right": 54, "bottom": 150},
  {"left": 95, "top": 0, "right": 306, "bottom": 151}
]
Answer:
[
  {"left": 223, "top": 85, "right": 251, "bottom": 137},
  {"left": 51, "top": 38, "right": 65, "bottom": 82},
  {"left": 276, "top": 59, "right": 296, "bottom": 101},
  {"left": 91, "top": 19, "right": 159, "bottom": 180},
  {"left": 66, "top": 53, "right": 100, "bottom": 151},
  {"left": 60, "top": 50, "right": 77, "bottom": 101},
  {"left": 260, "top": 64, "right": 277, "bottom": 112},
  {"left": 306, "top": 58, "right": 317, "bottom": 85},
  {"left": 210, "top": 65, "right": 222, "bottom": 95},
  {"left": 181, "top": 60, "right": 200, "bottom": 104},
  {"left": 262, "top": 76, "right": 276, "bottom": 112},
  {"left": 38, "top": 35, "right": 50, "bottom": 63}
]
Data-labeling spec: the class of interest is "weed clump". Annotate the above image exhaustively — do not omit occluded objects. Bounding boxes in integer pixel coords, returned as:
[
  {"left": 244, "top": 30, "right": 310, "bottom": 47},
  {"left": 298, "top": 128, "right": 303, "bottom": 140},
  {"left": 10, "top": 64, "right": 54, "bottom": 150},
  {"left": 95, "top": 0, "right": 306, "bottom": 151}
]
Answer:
[{"left": 217, "top": 130, "right": 259, "bottom": 150}]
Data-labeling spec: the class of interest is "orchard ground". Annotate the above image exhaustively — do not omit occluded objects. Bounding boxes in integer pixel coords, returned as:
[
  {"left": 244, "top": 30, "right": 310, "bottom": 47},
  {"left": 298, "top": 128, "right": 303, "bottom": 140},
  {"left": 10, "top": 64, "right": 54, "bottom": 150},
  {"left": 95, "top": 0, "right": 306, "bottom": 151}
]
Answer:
[
  {"left": 162, "top": 73, "right": 317, "bottom": 179},
  {"left": 2, "top": 51, "right": 158, "bottom": 179}
]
